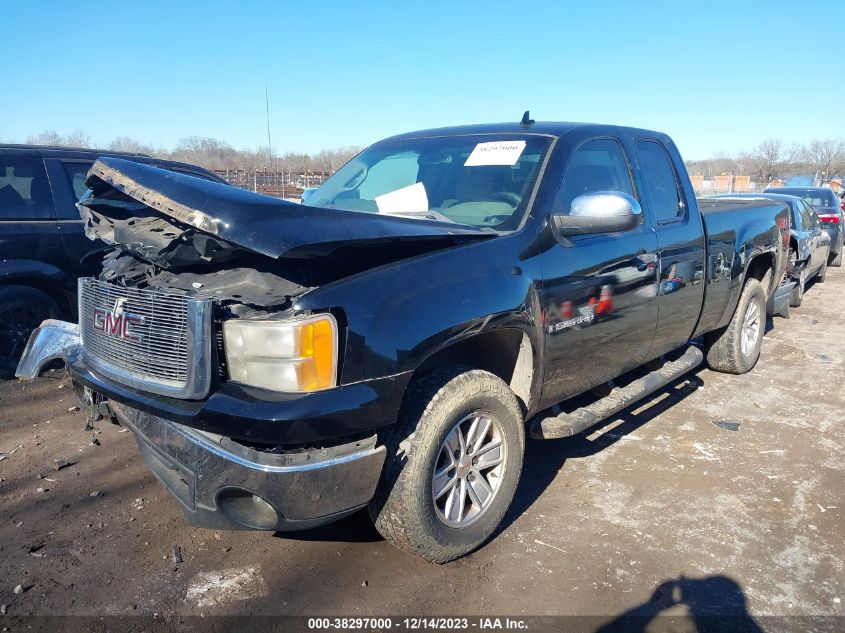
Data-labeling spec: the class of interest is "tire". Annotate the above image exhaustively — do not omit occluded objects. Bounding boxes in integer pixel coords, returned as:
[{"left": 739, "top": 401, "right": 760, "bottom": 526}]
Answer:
[
  {"left": 704, "top": 278, "right": 766, "bottom": 375},
  {"left": 369, "top": 367, "right": 525, "bottom": 563},
  {"left": 789, "top": 268, "right": 805, "bottom": 308},
  {"left": 0, "top": 285, "right": 63, "bottom": 379},
  {"left": 832, "top": 243, "right": 843, "bottom": 267},
  {"left": 817, "top": 258, "right": 827, "bottom": 283}
]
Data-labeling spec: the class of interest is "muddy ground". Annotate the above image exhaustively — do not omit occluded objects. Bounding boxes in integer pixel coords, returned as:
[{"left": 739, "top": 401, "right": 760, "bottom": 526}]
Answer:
[{"left": 0, "top": 271, "right": 843, "bottom": 630}]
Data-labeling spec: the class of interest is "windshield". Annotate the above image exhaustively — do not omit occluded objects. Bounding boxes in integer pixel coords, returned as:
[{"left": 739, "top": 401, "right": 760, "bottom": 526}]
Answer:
[{"left": 307, "top": 134, "right": 553, "bottom": 230}]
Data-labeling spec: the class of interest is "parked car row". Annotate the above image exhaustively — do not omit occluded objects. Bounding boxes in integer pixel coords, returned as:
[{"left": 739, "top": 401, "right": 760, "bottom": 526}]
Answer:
[
  {"left": 712, "top": 186, "right": 843, "bottom": 308},
  {"left": 0, "top": 145, "right": 225, "bottom": 377}
]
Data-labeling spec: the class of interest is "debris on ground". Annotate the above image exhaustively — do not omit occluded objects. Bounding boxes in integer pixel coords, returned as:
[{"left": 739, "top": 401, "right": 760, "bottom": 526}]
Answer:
[
  {"left": 0, "top": 453, "right": 7, "bottom": 462},
  {"left": 13, "top": 585, "right": 23, "bottom": 595},
  {"left": 90, "top": 437, "right": 100, "bottom": 446},
  {"left": 172, "top": 545, "right": 183, "bottom": 564},
  {"left": 713, "top": 420, "right": 741, "bottom": 432},
  {"left": 692, "top": 443, "right": 719, "bottom": 460},
  {"left": 68, "top": 406, "right": 80, "bottom": 413},
  {"left": 52, "top": 459, "right": 74, "bottom": 471},
  {"left": 89, "top": 491, "right": 101, "bottom": 497},
  {"left": 0, "top": 605, "right": 6, "bottom": 614}
]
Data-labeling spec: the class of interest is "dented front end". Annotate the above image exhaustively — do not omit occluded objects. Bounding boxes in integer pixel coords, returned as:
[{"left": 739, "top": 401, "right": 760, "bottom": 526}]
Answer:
[{"left": 15, "top": 157, "right": 491, "bottom": 531}]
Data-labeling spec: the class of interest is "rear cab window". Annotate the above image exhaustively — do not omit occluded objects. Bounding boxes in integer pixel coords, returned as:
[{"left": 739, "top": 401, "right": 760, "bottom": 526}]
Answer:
[
  {"left": 634, "top": 140, "right": 684, "bottom": 223},
  {"left": 0, "top": 157, "right": 54, "bottom": 220}
]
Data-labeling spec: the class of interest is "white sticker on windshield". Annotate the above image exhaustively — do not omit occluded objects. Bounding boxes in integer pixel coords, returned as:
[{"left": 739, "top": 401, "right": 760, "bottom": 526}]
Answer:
[
  {"left": 375, "top": 182, "right": 429, "bottom": 215},
  {"left": 464, "top": 140, "right": 526, "bottom": 167}
]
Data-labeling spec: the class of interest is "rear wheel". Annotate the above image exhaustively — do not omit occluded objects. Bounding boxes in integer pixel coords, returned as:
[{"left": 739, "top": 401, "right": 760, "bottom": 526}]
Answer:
[
  {"left": 0, "top": 285, "right": 63, "bottom": 378},
  {"left": 704, "top": 278, "right": 765, "bottom": 375},
  {"left": 369, "top": 368, "right": 524, "bottom": 563}
]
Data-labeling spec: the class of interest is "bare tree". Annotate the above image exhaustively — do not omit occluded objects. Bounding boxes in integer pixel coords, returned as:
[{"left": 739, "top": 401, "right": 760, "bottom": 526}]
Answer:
[
  {"left": 805, "top": 139, "right": 845, "bottom": 181},
  {"left": 26, "top": 130, "right": 63, "bottom": 146},
  {"left": 108, "top": 136, "right": 158, "bottom": 155},
  {"left": 749, "top": 138, "right": 785, "bottom": 184},
  {"left": 65, "top": 129, "right": 92, "bottom": 148}
]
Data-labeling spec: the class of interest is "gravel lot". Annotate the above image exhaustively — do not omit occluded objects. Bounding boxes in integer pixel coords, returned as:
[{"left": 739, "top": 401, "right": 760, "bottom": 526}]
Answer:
[{"left": 0, "top": 270, "right": 843, "bottom": 630}]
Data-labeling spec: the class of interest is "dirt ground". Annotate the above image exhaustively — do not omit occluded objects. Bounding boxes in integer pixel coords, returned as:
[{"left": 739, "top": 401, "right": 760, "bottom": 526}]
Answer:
[{"left": 0, "top": 270, "right": 843, "bottom": 630}]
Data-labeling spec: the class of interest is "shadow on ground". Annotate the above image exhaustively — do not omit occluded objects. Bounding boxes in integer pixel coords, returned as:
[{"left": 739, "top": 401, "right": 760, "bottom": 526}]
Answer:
[{"left": 595, "top": 575, "right": 765, "bottom": 633}]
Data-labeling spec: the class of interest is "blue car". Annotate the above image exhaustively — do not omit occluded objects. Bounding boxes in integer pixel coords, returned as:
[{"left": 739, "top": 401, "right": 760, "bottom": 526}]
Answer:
[{"left": 765, "top": 186, "right": 844, "bottom": 267}]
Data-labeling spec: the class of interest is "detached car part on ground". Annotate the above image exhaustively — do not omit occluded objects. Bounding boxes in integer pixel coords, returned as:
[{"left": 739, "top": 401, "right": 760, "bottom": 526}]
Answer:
[{"left": 17, "top": 121, "right": 794, "bottom": 563}]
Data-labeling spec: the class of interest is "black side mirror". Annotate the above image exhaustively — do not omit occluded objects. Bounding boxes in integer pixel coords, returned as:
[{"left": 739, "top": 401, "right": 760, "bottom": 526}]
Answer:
[{"left": 552, "top": 191, "right": 643, "bottom": 237}]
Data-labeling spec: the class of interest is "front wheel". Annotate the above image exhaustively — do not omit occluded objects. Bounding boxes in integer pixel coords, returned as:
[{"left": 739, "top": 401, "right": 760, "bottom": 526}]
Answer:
[
  {"left": 369, "top": 368, "right": 524, "bottom": 563},
  {"left": 831, "top": 244, "right": 843, "bottom": 267},
  {"left": 704, "top": 278, "right": 766, "bottom": 375}
]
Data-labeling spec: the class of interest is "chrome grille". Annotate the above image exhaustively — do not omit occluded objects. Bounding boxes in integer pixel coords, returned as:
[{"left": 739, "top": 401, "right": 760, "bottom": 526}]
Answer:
[{"left": 78, "top": 278, "right": 212, "bottom": 399}]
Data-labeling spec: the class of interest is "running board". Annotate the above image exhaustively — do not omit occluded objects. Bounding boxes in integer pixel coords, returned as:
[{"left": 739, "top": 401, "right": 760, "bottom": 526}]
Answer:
[{"left": 529, "top": 346, "right": 704, "bottom": 440}]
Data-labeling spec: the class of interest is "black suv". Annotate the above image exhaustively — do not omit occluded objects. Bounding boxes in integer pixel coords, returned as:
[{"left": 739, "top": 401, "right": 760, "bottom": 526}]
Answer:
[{"left": 0, "top": 145, "right": 225, "bottom": 376}]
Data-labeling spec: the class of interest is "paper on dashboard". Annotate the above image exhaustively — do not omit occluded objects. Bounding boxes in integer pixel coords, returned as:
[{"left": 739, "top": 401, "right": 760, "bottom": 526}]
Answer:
[{"left": 375, "top": 182, "right": 430, "bottom": 215}]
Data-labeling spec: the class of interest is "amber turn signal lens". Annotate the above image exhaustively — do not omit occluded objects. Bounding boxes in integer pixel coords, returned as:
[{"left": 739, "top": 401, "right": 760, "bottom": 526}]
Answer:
[{"left": 295, "top": 318, "right": 336, "bottom": 391}]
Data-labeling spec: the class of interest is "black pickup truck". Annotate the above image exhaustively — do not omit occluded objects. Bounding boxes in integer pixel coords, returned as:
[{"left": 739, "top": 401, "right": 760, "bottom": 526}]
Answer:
[{"left": 17, "top": 120, "right": 793, "bottom": 563}]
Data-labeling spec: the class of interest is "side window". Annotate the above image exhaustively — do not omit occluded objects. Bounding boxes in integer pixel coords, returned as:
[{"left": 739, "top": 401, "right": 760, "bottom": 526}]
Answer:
[
  {"left": 556, "top": 138, "right": 635, "bottom": 214},
  {"left": 800, "top": 201, "right": 820, "bottom": 229},
  {"left": 0, "top": 157, "right": 54, "bottom": 220},
  {"left": 635, "top": 140, "right": 683, "bottom": 223},
  {"left": 62, "top": 161, "right": 94, "bottom": 202}
]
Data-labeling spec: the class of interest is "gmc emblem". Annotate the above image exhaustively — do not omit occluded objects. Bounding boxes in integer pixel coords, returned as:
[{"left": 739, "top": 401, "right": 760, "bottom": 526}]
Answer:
[{"left": 93, "top": 299, "right": 144, "bottom": 343}]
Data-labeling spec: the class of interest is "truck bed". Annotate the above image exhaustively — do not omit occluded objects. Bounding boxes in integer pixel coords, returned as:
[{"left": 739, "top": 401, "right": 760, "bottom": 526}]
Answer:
[{"left": 695, "top": 197, "right": 791, "bottom": 336}]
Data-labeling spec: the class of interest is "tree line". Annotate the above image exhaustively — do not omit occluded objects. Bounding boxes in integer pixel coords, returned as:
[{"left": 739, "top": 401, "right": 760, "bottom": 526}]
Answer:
[
  {"left": 22, "top": 129, "right": 362, "bottom": 175},
  {"left": 685, "top": 138, "right": 845, "bottom": 185},
  {"left": 18, "top": 129, "right": 845, "bottom": 186}
]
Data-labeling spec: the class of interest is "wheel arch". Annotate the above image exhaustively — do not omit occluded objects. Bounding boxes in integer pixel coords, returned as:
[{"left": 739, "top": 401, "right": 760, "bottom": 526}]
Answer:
[
  {"left": 410, "top": 326, "right": 539, "bottom": 416},
  {"left": 0, "top": 260, "right": 76, "bottom": 318}
]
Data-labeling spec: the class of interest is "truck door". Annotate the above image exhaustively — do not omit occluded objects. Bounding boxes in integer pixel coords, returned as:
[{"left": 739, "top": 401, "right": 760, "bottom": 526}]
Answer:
[
  {"left": 633, "top": 139, "right": 706, "bottom": 360},
  {"left": 537, "top": 137, "right": 659, "bottom": 409}
]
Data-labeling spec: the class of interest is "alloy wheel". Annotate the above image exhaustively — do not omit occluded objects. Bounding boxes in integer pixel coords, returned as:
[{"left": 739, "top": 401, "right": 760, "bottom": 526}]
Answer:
[
  {"left": 740, "top": 298, "right": 760, "bottom": 357},
  {"left": 432, "top": 411, "right": 507, "bottom": 528}
]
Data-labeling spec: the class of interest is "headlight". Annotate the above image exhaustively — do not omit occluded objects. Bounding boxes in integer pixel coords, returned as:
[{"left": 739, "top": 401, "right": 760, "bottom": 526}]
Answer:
[{"left": 222, "top": 314, "right": 338, "bottom": 392}]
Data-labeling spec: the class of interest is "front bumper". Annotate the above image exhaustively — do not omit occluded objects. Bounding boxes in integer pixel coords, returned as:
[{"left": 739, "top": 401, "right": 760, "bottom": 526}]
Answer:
[
  {"left": 15, "top": 319, "right": 389, "bottom": 530},
  {"left": 110, "top": 402, "right": 386, "bottom": 531}
]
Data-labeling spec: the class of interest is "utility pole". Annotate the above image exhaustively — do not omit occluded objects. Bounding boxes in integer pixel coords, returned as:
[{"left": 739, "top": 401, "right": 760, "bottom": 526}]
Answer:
[{"left": 265, "top": 85, "right": 278, "bottom": 197}]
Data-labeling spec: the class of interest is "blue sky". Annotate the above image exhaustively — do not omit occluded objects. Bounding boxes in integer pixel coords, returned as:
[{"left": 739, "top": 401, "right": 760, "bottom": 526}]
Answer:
[{"left": 0, "top": 0, "right": 840, "bottom": 159}]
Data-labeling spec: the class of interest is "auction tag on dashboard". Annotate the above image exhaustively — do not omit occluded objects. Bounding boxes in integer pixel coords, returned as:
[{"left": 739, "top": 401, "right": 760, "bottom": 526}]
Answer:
[{"left": 464, "top": 140, "right": 526, "bottom": 167}]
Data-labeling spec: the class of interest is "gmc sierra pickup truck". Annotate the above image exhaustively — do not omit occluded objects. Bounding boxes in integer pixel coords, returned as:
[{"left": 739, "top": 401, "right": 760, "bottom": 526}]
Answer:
[{"left": 17, "top": 120, "right": 794, "bottom": 563}]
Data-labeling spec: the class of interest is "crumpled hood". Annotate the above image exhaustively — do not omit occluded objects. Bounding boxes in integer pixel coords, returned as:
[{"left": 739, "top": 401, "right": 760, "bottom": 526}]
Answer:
[{"left": 81, "top": 157, "right": 490, "bottom": 260}]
